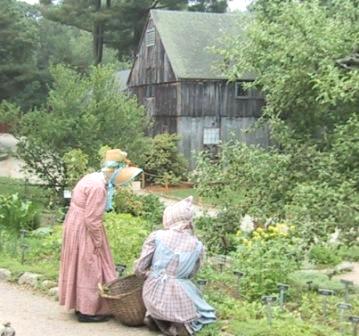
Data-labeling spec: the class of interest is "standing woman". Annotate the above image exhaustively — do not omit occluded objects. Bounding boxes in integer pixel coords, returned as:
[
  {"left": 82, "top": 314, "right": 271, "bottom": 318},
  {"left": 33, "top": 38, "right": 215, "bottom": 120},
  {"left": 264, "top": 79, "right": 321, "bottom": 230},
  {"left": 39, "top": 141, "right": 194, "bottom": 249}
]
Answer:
[
  {"left": 59, "top": 149, "right": 142, "bottom": 322},
  {"left": 135, "top": 196, "right": 216, "bottom": 335}
]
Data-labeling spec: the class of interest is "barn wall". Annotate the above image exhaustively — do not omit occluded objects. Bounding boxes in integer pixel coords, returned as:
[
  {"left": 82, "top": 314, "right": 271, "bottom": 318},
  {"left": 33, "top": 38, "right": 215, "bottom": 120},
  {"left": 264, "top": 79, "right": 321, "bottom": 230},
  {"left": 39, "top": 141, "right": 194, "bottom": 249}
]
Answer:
[
  {"left": 180, "top": 80, "right": 264, "bottom": 118},
  {"left": 128, "top": 18, "right": 176, "bottom": 87}
]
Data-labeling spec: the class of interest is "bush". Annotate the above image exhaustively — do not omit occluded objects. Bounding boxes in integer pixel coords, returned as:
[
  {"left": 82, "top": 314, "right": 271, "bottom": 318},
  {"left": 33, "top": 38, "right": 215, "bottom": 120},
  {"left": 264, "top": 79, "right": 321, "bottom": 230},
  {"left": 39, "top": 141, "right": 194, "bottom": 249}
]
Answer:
[
  {"left": 144, "top": 133, "right": 188, "bottom": 186},
  {"left": 0, "top": 194, "right": 40, "bottom": 236},
  {"left": 104, "top": 212, "right": 150, "bottom": 268},
  {"left": 195, "top": 211, "right": 241, "bottom": 255},
  {"left": 114, "top": 188, "right": 164, "bottom": 227},
  {"left": 63, "top": 148, "right": 90, "bottom": 188},
  {"left": 285, "top": 181, "right": 358, "bottom": 244},
  {"left": 308, "top": 244, "right": 342, "bottom": 266},
  {"left": 231, "top": 233, "right": 302, "bottom": 300},
  {"left": 114, "top": 188, "right": 144, "bottom": 217}
]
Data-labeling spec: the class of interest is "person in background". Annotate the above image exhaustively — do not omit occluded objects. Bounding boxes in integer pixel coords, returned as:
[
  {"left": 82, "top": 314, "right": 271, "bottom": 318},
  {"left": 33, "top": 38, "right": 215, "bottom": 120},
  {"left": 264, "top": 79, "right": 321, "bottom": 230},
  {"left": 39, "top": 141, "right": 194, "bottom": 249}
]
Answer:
[
  {"left": 135, "top": 196, "right": 216, "bottom": 335},
  {"left": 59, "top": 149, "right": 142, "bottom": 322}
]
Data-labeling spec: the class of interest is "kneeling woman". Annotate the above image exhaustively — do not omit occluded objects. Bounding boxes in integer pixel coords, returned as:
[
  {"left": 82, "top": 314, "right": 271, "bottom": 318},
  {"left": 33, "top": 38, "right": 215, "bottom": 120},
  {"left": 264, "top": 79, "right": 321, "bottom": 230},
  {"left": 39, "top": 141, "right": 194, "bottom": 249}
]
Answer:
[{"left": 135, "top": 196, "right": 216, "bottom": 335}]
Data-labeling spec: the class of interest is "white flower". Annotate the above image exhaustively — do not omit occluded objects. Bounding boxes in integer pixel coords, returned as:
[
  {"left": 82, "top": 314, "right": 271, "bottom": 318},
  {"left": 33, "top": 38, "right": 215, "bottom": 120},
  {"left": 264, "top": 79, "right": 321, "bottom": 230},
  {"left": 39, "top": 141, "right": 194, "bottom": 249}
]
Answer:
[
  {"left": 328, "top": 228, "right": 340, "bottom": 245},
  {"left": 240, "top": 214, "right": 255, "bottom": 234}
]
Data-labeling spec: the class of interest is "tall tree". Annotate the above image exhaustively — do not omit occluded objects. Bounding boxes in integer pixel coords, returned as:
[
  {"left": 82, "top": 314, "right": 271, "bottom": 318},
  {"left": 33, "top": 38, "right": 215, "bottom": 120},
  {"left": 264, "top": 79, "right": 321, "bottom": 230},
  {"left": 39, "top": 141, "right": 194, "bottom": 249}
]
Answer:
[
  {"left": 0, "top": 0, "right": 38, "bottom": 107},
  {"left": 39, "top": 0, "right": 228, "bottom": 62}
]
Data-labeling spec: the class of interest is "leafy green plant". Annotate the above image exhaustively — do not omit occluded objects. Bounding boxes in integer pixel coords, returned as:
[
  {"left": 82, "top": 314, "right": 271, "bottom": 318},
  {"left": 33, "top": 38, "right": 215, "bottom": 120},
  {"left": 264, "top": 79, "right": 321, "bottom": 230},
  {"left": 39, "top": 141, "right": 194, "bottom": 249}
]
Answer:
[
  {"left": 63, "top": 148, "right": 90, "bottom": 188},
  {"left": 308, "top": 244, "right": 342, "bottom": 266},
  {"left": 231, "top": 236, "right": 302, "bottom": 300},
  {"left": 144, "top": 133, "right": 188, "bottom": 186},
  {"left": 104, "top": 212, "right": 150, "bottom": 268},
  {"left": 114, "top": 188, "right": 164, "bottom": 228},
  {"left": 0, "top": 194, "right": 40, "bottom": 236}
]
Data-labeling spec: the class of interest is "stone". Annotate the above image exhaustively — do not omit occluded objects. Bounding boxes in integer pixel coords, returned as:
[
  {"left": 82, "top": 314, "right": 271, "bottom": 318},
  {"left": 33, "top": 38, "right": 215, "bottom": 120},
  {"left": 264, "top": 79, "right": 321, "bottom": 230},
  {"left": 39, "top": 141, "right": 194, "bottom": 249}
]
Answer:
[
  {"left": 41, "top": 280, "right": 57, "bottom": 289},
  {"left": 18, "top": 272, "right": 42, "bottom": 287},
  {"left": 0, "top": 268, "right": 11, "bottom": 281},
  {"left": 335, "top": 261, "right": 354, "bottom": 273},
  {"left": 48, "top": 287, "right": 59, "bottom": 301}
]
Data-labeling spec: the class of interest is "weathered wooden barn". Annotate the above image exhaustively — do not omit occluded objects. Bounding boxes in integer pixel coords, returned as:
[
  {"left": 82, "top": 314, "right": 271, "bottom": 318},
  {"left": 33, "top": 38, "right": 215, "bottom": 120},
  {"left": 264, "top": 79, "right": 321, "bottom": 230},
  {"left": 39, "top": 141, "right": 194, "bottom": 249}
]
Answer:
[{"left": 127, "top": 10, "right": 268, "bottom": 167}]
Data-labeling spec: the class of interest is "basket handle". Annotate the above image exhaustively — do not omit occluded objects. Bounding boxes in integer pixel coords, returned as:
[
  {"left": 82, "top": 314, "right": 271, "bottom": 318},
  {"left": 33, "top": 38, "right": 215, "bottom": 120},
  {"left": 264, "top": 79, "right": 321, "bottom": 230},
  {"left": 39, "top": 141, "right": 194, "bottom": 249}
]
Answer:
[{"left": 98, "top": 282, "right": 104, "bottom": 295}]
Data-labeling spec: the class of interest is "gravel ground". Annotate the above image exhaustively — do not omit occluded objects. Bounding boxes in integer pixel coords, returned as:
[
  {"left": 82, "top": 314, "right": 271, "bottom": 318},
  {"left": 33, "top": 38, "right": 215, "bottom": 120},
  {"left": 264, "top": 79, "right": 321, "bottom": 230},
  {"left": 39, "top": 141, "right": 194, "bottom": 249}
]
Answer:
[{"left": 0, "top": 281, "right": 157, "bottom": 336}]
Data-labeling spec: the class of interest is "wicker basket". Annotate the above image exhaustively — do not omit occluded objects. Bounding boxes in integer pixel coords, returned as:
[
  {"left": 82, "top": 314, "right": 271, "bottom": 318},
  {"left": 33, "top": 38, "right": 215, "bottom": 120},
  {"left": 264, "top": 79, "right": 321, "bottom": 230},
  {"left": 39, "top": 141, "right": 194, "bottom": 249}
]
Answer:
[{"left": 99, "top": 274, "right": 146, "bottom": 326}]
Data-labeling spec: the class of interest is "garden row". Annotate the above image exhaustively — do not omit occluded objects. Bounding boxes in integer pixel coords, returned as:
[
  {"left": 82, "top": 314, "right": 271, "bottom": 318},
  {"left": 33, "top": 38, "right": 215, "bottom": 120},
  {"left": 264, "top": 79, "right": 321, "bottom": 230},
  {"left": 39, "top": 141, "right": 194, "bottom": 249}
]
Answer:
[{"left": 0, "top": 178, "right": 358, "bottom": 336}]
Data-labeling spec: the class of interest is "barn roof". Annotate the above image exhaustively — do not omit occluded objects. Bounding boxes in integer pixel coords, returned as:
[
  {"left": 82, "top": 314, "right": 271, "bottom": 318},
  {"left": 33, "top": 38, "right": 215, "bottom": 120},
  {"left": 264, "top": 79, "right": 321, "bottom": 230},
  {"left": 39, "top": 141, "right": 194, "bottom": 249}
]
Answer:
[{"left": 150, "top": 9, "right": 242, "bottom": 80}]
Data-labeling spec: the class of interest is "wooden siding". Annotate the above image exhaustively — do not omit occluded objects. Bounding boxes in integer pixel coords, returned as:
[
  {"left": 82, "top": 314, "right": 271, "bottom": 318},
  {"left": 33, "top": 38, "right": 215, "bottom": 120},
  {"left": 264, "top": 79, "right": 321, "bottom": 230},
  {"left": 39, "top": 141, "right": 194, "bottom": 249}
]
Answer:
[
  {"left": 180, "top": 80, "right": 264, "bottom": 118},
  {"left": 130, "top": 83, "right": 178, "bottom": 135},
  {"left": 128, "top": 19, "right": 176, "bottom": 87}
]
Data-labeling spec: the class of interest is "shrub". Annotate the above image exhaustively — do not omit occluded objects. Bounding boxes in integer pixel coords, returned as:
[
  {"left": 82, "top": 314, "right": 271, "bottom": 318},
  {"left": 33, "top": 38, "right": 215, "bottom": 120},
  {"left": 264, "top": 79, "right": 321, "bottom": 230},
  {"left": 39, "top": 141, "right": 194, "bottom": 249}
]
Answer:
[
  {"left": 63, "top": 148, "right": 90, "bottom": 188},
  {"left": 231, "top": 234, "right": 302, "bottom": 300},
  {"left": 308, "top": 244, "right": 342, "bottom": 266},
  {"left": 114, "top": 188, "right": 144, "bottom": 217},
  {"left": 144, "top": 133, "right": 188, "bottom": 185},
  {"left": 104, "top": 212, "right": 150, "bottom": 268},
  {"left": 114, "top": 188, "right": 164, "bottom": 228},
  {"left": 195, "top": 211, "right": 241, "bottom": 255},
  {"left": 0, "top": 194, "right": 40, "bottom": 236}
]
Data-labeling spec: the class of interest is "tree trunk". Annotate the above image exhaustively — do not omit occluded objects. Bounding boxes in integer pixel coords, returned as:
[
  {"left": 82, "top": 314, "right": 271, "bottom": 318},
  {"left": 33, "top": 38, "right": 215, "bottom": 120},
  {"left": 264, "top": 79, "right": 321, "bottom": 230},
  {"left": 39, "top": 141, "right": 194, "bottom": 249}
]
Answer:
[{"left": 93, "top": 0, "right": 103, "bottom": 65}]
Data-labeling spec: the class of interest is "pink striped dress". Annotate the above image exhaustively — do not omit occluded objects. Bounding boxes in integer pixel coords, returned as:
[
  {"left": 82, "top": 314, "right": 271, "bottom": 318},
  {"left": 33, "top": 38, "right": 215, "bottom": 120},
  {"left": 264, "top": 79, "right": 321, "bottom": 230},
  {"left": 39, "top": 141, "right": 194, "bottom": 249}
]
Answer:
[{"left": 58, "top": 172, "right": 117, "bottom": 315}]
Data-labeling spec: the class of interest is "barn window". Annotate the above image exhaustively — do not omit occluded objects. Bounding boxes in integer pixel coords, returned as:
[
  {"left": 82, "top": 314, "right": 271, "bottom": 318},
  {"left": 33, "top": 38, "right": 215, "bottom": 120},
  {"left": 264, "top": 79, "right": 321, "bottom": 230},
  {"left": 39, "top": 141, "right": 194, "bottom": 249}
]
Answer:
[
  {"left": 145, "top": 28, "right": 155, "bottom": 47},
  {"left": 203, "top": 128, "right": 220, "bottom": 145},
  {"left": 235, "top": 80, "right": 253, "bottom": 98}
]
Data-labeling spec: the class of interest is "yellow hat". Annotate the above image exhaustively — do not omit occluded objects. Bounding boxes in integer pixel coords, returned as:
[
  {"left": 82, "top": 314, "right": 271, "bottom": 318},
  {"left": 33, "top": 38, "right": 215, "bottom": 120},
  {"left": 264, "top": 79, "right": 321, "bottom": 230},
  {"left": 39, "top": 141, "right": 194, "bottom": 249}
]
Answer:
[
  {"left": 115, "top": 167, "right": 143, "bottom": 186},
  {"left": 105, "top": 149, "right": 127, "bottom": 162}
]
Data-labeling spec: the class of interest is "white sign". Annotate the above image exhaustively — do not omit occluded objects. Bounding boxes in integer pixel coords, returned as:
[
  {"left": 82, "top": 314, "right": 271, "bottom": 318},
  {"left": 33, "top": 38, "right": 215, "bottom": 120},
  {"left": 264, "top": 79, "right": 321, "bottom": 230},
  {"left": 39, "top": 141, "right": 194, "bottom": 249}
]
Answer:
[
  {"left": 63, "top": 189, "right": 72, "bottom": 199},
  {"left": 203, "top": 128, "right": 220, "bottom": 145}
]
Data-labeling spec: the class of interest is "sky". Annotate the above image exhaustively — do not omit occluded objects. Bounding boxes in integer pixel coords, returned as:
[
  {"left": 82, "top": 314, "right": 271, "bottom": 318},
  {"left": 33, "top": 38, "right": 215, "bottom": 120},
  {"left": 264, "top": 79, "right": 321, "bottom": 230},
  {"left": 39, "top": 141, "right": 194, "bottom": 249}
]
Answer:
[{"left": 19, "top": 0, "right": 253, "bottom": 12}]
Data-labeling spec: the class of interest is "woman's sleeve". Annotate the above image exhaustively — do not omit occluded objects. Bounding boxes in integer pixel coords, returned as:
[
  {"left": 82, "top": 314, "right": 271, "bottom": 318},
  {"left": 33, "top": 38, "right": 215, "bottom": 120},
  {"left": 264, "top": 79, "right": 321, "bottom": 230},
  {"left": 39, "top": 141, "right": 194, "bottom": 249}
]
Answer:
[
  {"left": 84, "top": 184, "right": 107, "bottom": 248},
  {"left": 134, "top": 231, "right": 157, "bottom": 278}
]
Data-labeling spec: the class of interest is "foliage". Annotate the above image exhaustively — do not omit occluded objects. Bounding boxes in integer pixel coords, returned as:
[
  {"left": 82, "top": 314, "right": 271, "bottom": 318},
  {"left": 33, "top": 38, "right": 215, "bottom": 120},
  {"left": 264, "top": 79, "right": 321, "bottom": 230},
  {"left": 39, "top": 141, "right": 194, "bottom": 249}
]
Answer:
[
  {"left": 308, "top": 243, "right": 342, "bottom": 266},
  {"left": 40, "top": 0, "right": 228, "bottom": 62},
  {"left": 14, "top": 64, "right": 149, "bottom": 188},
  {"left": 104, "top": 212, "right": 150, "bottom": 268},
  {"left": 63, "top": 149, "right": 90, "bottom": 188},
  {"left": 229, "top": 317, "right": 340, "bottom": 336},
  {"left": 144, "top": 133, "right": 188, "bottom": 186},
  {"left": 0, "top": 225, "right": 62, "bottom": 280},
  {"left": 0, "top": 177, "right": 52, "bottom": 207},
  {"left": 220, "top": 0, "right": 359, "bottom": 142},
  {"left": 193, "top": 142, "right": 291, "bottom": 221},
  {"left": 0, "top": 0, "right": 38, "bottom": 108},
  {"left": 114, "top": 188, "right": 144, "bottom": 217},
  {"left": 114, "top": 188, "right": 164, "bottom": 228},
  {"left": 194, "top": 138, "right": 358, "bottom": 244},
  {"left": 288, "top": 270, "right": 348, "bottom": 293},
  {"left": 337, "top": 245, "right": 359, "bottom": 262},
  {"left": 231, "top": 228, "right": 302, "bottom": 300},
  {"left": 0, "top": 194, "right": 40, "bottom": 236}
]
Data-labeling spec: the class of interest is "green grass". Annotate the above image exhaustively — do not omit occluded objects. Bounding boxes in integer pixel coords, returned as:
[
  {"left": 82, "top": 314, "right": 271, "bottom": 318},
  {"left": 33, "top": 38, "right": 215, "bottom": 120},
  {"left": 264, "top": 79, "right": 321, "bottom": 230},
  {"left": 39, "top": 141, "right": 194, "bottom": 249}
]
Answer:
[{"left": 0, "top": 254, "right": 59, "bottom": 280}]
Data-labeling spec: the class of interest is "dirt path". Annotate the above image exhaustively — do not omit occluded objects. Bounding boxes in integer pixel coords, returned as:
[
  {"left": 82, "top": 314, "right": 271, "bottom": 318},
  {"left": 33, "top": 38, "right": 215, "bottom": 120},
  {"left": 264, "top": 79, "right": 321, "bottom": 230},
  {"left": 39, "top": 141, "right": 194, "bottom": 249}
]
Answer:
[
  {"left": 0, "top": 281, "right": 157, "bottom": 336},
  {"left": 333, "top": 262, "right": 359, "bottom": 286}
]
